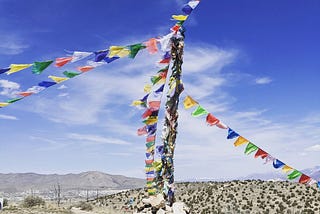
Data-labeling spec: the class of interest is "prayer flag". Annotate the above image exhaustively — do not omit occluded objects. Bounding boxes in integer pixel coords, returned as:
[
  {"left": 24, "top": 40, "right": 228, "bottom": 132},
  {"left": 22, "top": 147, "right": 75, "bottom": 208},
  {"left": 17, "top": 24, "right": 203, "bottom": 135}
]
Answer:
[
  {"left": 48, "top": 76, "right": 69, "bottom": 83},
  {"left": 146, "top": 141, "right": 155, "bottom": 148},
  {"left": 155, "top": 84, "right": 165, "bottom": 93},
  {"left": 94, "top": 50, "right": 109, "bottom": 62},
  {"left": 0, "top": 102, "right": 9, "bottom": 107},
  {"left": 206, "top": 113, "right": 220, "bottom": 126},
  {"left": 77, "top": 66, "right": 94, "bottom": 72},
  {"left": 143, "top": 117, "right": 158, "bottom": 125},
  {"left": 264, "top": 154, "right": 275, "bottom": 164},
  {"left": 0, "top": 68, "right": 10, "bottom": 74},
  {"left": 7, "top": 97, "right": 23, "bottom": 103},
  {"left": 216, "top": 121, "right": 228, "bottom": 129},
  {"left": 282, "top": 165, "right": 293, "bottom": 173},
  {"left": 254, "top": 149, "right": 268, "bottom": 159},
  {"left": 145, "top": 38, "right": 158, "bottom": 54},
  {"left": 55, "top": 57, "right": 73, "bottom": 67},
  {"left": 63, "top": 71, "right": 80, "bottom": 78},
  {"left": 148, "top": 101, "right": 161, "bottom": 110},
  {"left": 17, "top": 91, "right": 33, "bottom": 97},
  {"left": 137, "top": 126, "right": 147, "bottom": 136},
  {"left": 188, "top": 0, "right": 200, "bottom": 9},
  {"left": 146, "top": 135, "right": 156, "bottom": 143},
  {"left": 144, "top": 84, "right": 152, "bottom": 93},
  {"left": 182, "top": 4, "right": 193, "bottom": 15},
  {"left": 128, "top": 43, "right": 146, "bottom": 59},
  {"left": 32, "top": 60, "right": 53, "bottom": 74},
  {"left": 145, "top": 159, "right": 154, "bottom": 165},
  {"left": 299, "top": 174, "right": 311, "bottom": 184},
  {"left": 234, "top": 136, "right": 249, "bottom": 147},
  {"left": 244, "top": 143, "right": 258, "bottom": 155},
  {"left": 7, "top": 64, "right": 32, "bottom": 75},
  {"left": 109, "top": 46, "right": 130, "bottom": 58},
  {"left": 38, "top": 81, "right": 56, "bottom": 88},
  {"left": 287, "top": 170, "right": 302, "bottom": 180},
  {"left": 191, "top": 105, "right": 208, "bottom": 117},
  {"left": 158, "top": 32, "right": 174, "bottom": 52},
  {"left": 227, "top": 128, "right": 239, "bottom": 139},
  {"left": 273, "top": 159, "right": 285, "bottom": 169},
  {"left": 142, "top": 109, "right": 153, "bottom": 119},
  {"left": 71, "top": 51, "right": 93, "bottom": 62},
  {"left": 172, "top": 15, "right": 189, "bottom": 21},
  {"left": 104, "top": 56, "right": 119, "bottom": 63}
]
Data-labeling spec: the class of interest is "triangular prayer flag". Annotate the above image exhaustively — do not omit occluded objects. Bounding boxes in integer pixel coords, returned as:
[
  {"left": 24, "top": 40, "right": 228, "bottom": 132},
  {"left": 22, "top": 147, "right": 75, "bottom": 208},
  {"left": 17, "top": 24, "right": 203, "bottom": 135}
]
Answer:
[
  {"left": 17, "top": 91, "right": 33, "bottom": 97},
  {"left": 32, "top": 60, "right": 53, "bottom": 74},
  {"left": 0, "top": 68, "right": 10, "bottom": 74},
  {"left": 183, "top": 96, "right": 198, "bottom": 109},
  {"left": 287, "top": 170, "right": 302, "bottom": 180},
  {"left": 298, "top": 174, "right": 311, "bottom": 184},
  {"left": 71, "top": 51, "right": 93, "bottom": 62},
  {"left": 282, "top": 165, "right": 293, "bottom": 173},
  {"left": 159, "top": 58, "right": 170, "bottom": 64},
  {"left": 144, "top": 38, "right": 158, "bottom": 54},
  {"left": 146, "top": 135, "right": 156, "bottom": 143},
  {"left": 143, "top": 117, "right": 158, "bottom": 125},
  {"left": 146, "top": 145, "right": 155, "bottom": 153},
  {"left": 7, "top": 64, "right": 32, "bottom": 75},
  {"left": 157, "top": 32, "right": 174, "bottom": 52},
  {"left": 38, "top": 81, "right": 57, "bottom": 88},
  {"left": 109, "top": 46, "right": 130, "bottom": 58},
  {"left": 227, "top": 128, "right": 240, "bottom": 139},
  {"left": 131, "top": 100, "right": 144, "bottom": 106},
  {"left": 188, "top": 0, "right": 200, "bottom": 9},
  {"left": 264, "top": 154, "right": 275, "bottom": 164},
  {"left": 145, "top": 159, "right": 154, "bottom": 165},
  {"left": 48, "top": 76, "right": 69, "bottom": 83},
  {"left": 77, "top": 66, "right": 95, "bottom": 72},
  {"left": 146, "top": 141, "right": 155, "bottom": 148},
  {"left": 144, "top": 84, "right": 152, "bottom": 93},
  {"left": 63, "top": 71, "right": 80, "bottom": 78},
  {"left": 151, "top": 75, "right": 162, "bottom": 85},
  {"left": 191, "top": 105, "right": 208, "bottom": 117},
  {"left": 94, "top": 50, "right": 109, "bottom": 62},
  {"left": 128, "top": 43, "right": 146, "bottom": 59},
  {"left": 216, "top": 121, "right": 228, "bottom": 129},
  {"left": 7, "top": 97, "right": 23, "bottom": 103},
  {"left": 148, "top": 101, "right": 161, "bottom": 110},
  {"left": 55, "top": 57, "right": 73, "bottom": 67},
  {"left": 273, "top": 159, "right": 285, "bottom": 169},
  {"left": 104, "top": 56, "right": 120, "bottom": 63},
  {"left": 172, "top": 15, "right": 189, "bottom": 21},
  {"left": 244, "top": 143, "right": 258, "bottom": 155},
  {"left": 142, "top": 109, "right": 153, "bottom": 119},
  {"left": 137, "top": 126, "right": 147, "bottom": 136},
  {"left": 254, "top": 149, "right": 268, "bottom": 159},
  {"left": 234, "top": 136, "right": 249, "bottom": 147},
  {"left": 206, "top": 113, "right": 220, "bottom": 126},
  {"left": 0, "top": 102, "right": 9, "bottom": 107},
  {"left": 182, "top": 4, "right": 193, "bottom": 15}
]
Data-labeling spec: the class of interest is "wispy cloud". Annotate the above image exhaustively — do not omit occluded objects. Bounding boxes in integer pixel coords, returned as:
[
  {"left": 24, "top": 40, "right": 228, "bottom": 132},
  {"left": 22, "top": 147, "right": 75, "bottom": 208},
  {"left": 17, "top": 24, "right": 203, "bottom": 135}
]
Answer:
[
  {"left": 305, "top": 145, "right": 320, "bottom": 152},
  {"left": 0, "top": 114, "right": 18, "bottom": 120},
  {"left": 0, "top": 35, "right": 29, "bottom": 55},
  {"left": 67, "top": 133, "right": 131, "bottom": 145},
  {"left": 255, "top": 77, "right": 272, "bottom": 85},
  {"left": 0, "top": 79, "right": 20, "bottom": 97}
]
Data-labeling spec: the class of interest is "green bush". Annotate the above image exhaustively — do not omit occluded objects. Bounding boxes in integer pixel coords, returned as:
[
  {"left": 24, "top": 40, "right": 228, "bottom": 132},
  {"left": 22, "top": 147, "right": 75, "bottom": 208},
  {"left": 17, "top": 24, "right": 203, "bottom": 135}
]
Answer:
[{"left": 23, "top": 196, "right": 45, "bottom": 208}]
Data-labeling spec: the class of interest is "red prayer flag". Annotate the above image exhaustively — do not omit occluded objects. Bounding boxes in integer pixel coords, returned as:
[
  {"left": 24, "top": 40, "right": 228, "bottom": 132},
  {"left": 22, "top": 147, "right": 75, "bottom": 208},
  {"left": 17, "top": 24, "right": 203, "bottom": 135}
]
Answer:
[
  {"left": 17, "top": 91, "right": 33, "bottom": 97},
  {"left": 299, "top": 174, "right": 311, "bottom": 184},
  {"left": 137, "top": 126, "right": 147, "bottom": 136},
  {"left": 146, "top": 135, "right": 156, "bottom": 143},
  {"left": 145, "top": 38, "right": 158, "bottom": 54},
  {"left": 254, "top": 149, "right": 268, "bottom": 159},
  {"left": 55, "top": 57, "right": 73, "bottom": 67},
  {"left": 148, "top": 101, "right": 161, "bottom": 110},
  {"left": 77, "top": 66, "right": 95, "bottom": 72},
  {"left": 206, "top": 113, "right": 220, "bottom": 126},
  {"left": 145, "top": 159, "right": 154, "bottom": 165},
  {"left": 142, "top": 109, "right": 153, "bottom": 119}
]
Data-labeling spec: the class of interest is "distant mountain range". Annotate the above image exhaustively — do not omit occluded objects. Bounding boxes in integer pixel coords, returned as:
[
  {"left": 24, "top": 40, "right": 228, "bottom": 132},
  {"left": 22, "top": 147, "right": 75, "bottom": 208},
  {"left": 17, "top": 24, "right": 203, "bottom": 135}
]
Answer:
[
  {"left": 0, "top": 171, "right": 145, "bottom": 193},
  {"left": 238, "top": 165, "right": 320, "bottom": 181}
]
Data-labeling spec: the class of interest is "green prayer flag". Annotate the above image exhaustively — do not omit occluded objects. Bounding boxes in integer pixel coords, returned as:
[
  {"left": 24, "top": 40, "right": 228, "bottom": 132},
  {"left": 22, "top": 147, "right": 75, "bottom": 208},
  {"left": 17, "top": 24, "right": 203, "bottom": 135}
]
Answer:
[
  {"left": 128, "top": 43, "right": 146, "bottom": 59},
  {"left": 63, "top": 71, "right": 80, "bottom": 78},
  {"left": 244, "top": 143, "right": 258, "bottom": 155},
  {"left": 7, "top": 97, "right": 23, "bottom": 103},
  {"left": 191, "top": 105, "right": 208, "bottom": 117},
  {"left": 146, "top": 141, "right": 155, "bottom": 148},
  {"left": 32, "top": 60, "right": 53, "bottom": 74},
  {"left": 151, "top": 75, "right": 162, "bottom": 85},
  {"left": 287, "top": 170, "right": 302, "bottom": 180}
]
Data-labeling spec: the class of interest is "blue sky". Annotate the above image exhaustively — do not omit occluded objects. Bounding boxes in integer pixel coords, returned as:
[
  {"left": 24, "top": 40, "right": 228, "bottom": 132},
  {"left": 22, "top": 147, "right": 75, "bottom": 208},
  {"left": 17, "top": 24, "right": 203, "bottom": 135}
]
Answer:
[{"left": 0, "top": 0, "right": 319, "bottom": 181}]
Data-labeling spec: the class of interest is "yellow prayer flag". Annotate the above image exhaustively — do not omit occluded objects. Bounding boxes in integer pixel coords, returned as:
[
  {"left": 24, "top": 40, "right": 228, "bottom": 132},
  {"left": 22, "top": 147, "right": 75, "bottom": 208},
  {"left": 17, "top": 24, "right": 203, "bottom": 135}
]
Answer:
[
  {"left": 234, "top": 136, "right": 249, "bottom": 147},
  {"left": 48, "top": 75, "right": 69, "bottom": 83},
  {"left": 0, "top": 102, "right": 9, "bottom": 107},
  {"left": 7, "top": 64, "right": 33, "bottom": 75},
  {"left": 282, "top": 165, "right": 293, "bottom": 173},
  {"left": 109, "top": 46, "right": 130, "bottom": 58},
  {"left": 131, "top": 100, "right": 144, "bottom": 106},
  {"left": 146, "top": 145, "right": 155, "bottom": 153},
  {"left": 183, "top": 95, "right": 198, "bottom": 109},
  {"left": 144, "top": 84, "right": 152, "bottom": 93},
  {"left": 172, "top": 15, "right": 189, "bottom": 21}
]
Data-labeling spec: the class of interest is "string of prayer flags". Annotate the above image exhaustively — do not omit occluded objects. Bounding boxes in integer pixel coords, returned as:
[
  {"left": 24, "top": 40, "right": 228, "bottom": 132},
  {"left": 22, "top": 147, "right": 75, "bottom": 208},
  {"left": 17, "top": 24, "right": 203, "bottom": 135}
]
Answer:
[
  {"left": 32, "top": 60, "right": 53, "bottom": 74},
  {"left": 191, "top": 105, "right": 208, "bottom": 117},
  {"left": 55, "top": 57, "right": 73, "bottom": 67},
  {"left": 7, "top": 64, "right": 33, "bottom": 75},
  {"left": 183, "top": 95, "right": 320, "bottom": 189}
]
